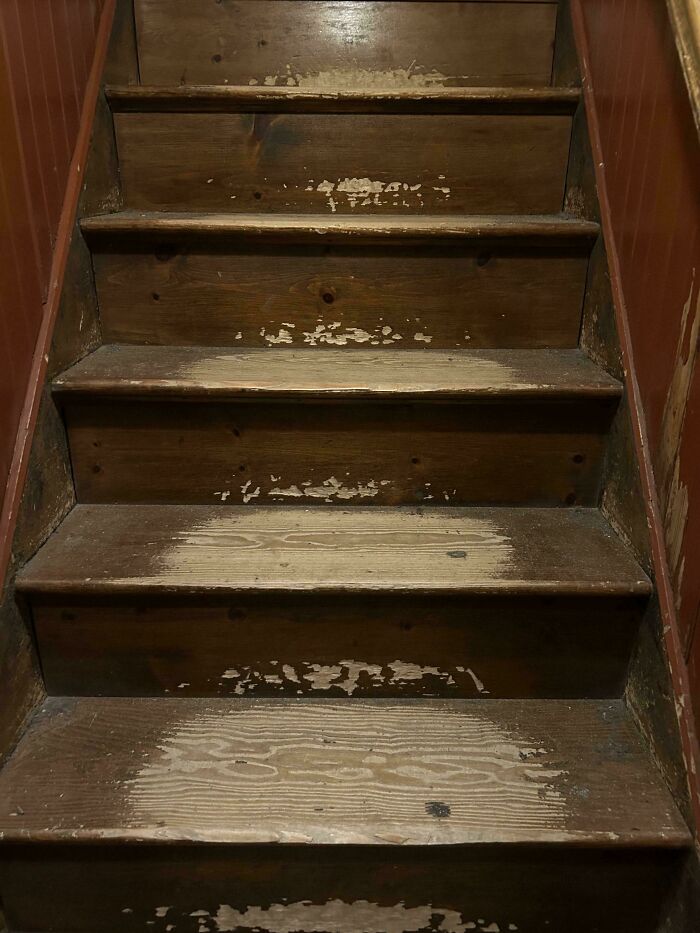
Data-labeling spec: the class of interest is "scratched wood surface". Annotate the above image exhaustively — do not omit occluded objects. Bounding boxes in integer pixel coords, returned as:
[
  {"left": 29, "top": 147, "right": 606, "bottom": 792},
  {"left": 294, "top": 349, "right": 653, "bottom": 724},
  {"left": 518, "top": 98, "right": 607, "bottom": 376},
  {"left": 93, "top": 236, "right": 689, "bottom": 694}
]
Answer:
[
  {"left": 92, "top": 243, "right": 590, "bottom": 348},
  {"left": 33, "top": 593, "right": 641, "bottom": 699},
  {"left": 55, "top": 346, "right": 622, "bottom": 398},
  {"left": 0, "top": 697, "right": 687, "bottom": 845},
  {"left": 114, "top": 112, "right": 572, "bottom": 214},
  {"left": 17, "top": 505, "right": 651, "bottom": 596},
  {"left": 133, "top": 1, "right": 558, "bottom": 88},
  {"left": 60, "top": 396, "right": 615, "bottom": 507},
  {"left": 82, "top": 211, "right": 601, "bottom": 243},
  {"left": 107, "top": 84, "right": 581, "bottom": 114}
]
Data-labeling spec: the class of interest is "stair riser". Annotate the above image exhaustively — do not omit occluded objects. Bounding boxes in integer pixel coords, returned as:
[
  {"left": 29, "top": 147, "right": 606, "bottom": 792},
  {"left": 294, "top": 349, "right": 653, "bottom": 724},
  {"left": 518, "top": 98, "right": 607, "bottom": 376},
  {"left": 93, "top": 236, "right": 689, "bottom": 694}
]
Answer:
[
  {"left": 114, "top": 112, "right": 571, "bottom": 214},
  {"left": 0, "top": 845, "right": 682, "bottom": 933},
  {"left": 62, "top": 399, "right": 616, "bottom": 507},
  {"left": 32, "top": 594, "right": 641, "bottom": 699},
  {"left": 135, "top": 0, "right": 558, "bottom": 89},
  {"left": 92, "top": 244, "right": 589, "bottom": 349}
]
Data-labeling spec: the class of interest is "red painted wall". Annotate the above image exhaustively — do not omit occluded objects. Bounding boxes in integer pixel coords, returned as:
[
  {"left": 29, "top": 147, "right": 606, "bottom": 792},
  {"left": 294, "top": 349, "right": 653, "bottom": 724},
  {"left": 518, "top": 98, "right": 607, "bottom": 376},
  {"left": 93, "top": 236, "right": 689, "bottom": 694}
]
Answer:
[
  {"left": 575, "top": 1, "right": 700, "bottom": 738},
  {"left": 0, "top": 0, "right": 105, "bottom": 512}
]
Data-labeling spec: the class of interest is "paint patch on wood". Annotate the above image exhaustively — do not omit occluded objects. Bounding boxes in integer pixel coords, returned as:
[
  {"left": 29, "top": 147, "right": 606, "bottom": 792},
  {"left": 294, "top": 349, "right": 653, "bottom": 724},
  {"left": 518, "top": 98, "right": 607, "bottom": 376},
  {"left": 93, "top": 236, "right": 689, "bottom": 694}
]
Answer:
[
  {"left": 306, "top": 176, "right": 451, "bottom": 212},
  {"left": 253, "top": 65, "right": 458, "bottom": 90},
  {"left": 147, "top": 899, "right": 520, "bottom": 932}
]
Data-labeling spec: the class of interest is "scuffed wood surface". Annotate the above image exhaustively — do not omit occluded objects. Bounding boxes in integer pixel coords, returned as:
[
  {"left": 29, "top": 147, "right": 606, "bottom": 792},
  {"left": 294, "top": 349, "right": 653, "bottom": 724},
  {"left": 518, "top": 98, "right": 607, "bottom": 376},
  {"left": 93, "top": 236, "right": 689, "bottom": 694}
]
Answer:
[
  {"left": 134, "top": 0, "right": 557, "bottom": 88},
  {"left": 0, "top": 697, "right": 688, "bottom": 845},
  {"left": 17, "top": 505, "right": 652, "bottom": 596},
  {"left": 54, "top": 346, "right": 622, "bottom": 399},
  {"left": 106, "top": 85, "right": 581, "bottom": 114},
  {"left": 113, "top": 111, "right": 571, "bottom": 214},
  {"left": 82, "top": 211, "right": 600, "bottom": 244}
]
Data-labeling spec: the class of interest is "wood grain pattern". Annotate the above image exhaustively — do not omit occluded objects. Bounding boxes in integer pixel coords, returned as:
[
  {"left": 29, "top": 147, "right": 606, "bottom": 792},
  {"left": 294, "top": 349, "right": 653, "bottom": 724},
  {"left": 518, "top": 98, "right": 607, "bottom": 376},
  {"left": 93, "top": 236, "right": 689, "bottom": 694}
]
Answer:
[
  {"left": 114, "top": 111, "right": 572, "bottom": 214},
  {"left": 82, "top": 210, "right": 600, "bottom": 243},
  {"left": 60, "top": 396, "right": 615, "bottom": 507},
  {"left": 0, "top": 697, "right": 688, "bottom": 845},
  {"left": 17, "top": 505, "right": 652, "bottom": 597},
  {"left": 32, "top": 593, "right": 642, "bottom": 700},
  {"left": 134, "top": 0, "right": 557, "bottom": 88},
  {"left": 54, "top": 346, "right": 622, "bottom": 399},
  {"left": 106, "top": 85, "right": 581, "bottom": 114}
]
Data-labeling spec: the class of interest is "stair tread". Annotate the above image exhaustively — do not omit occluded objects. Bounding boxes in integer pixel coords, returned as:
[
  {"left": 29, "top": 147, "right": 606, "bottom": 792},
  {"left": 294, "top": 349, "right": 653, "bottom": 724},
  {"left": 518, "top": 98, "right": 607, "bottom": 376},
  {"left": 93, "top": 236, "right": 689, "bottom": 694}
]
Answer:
[
  {"left": 0, "top": 696, "right": 688, "bottom": 846},
  {"left": 81, "top": 211, "right": 600, "bottom": 244},
  {"left": 17, "top": 505, "right": 651, "bottom": 596},
  {"left": 54, "top": 346, "right": 622, "bottom": 399},
  {"left": 106, "top": 84, "right": 581, "bottom": 114}
]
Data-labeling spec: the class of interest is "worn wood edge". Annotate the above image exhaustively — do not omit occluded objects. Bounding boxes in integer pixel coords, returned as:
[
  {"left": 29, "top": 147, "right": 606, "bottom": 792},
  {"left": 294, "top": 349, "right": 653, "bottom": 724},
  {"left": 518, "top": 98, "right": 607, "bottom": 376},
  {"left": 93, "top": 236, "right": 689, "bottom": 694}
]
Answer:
[
  {"left": 52, "top": 347, "right": 623, "bottom": 401},
  {"left": 0, "top": 0, "right": 117, "bottom": 764},
  {"left": 666, "top": 0, "right": 700, "bottom": 135},
  {"left": 81, "top": 211, "right": 600, "bottom": 246},
  {"left": 571, "top": 0, "right": 700, "bottom": 832},
  {"left": 105, "top": 84, "right": 581, "bottom": 114}
]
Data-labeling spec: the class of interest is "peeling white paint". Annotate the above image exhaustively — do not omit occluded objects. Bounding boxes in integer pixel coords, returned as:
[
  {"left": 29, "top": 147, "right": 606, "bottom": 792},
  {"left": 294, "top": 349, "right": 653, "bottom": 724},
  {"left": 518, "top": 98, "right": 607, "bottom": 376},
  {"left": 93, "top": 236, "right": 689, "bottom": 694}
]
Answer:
[
  {"left": 147, "top": 901, "right": 517, "bottom": 933},
  {"left": 413, "top": 332, "right": 433, "bottom": 344},
  {"left": 240, "top": 480, "right": 261, "bottom": 504},
  {"left": 269, "top": 476, "right": 382, "bottom": 501},
  {"left": 252, "top": 62, "right": 462, "bottom": 89},
  {"left": 214, "top": 491, "right": 231, "bottom": 502},
  {"left": 308, "top": 176, "right": 436, "bottom": 211}
]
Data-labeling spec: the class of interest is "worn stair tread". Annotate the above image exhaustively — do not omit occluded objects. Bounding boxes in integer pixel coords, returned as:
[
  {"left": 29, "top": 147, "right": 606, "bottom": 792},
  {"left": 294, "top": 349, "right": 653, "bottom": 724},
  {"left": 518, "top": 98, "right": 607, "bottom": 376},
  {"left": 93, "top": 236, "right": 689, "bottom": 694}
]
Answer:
[
  {"left": 54, "top": 346, "right": 622, "bottom": 400},
  {"left": 17, "top": 505, "right": 651, "bottom": 597},
  {"left": 0, "top": 696, "right": 688, "bottom": 846},
  {"left": 81, "top": 211, "right": 600, "bottom": 245},
  {"left": 106, "top": 84, "right": 581, "bottom": 114}
]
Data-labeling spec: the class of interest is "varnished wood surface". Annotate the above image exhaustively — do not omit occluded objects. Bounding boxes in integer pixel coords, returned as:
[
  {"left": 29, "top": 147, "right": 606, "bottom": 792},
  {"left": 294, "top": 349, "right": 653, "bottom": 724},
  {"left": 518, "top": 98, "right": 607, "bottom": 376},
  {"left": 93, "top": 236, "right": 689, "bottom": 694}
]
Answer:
[
  {"left": 114, "top": 111, "right": 571, "bottom": 214},
  {"left": 106, "top": 84, "right": 581, "bottom": 114},
  {"left": 61, "top": 397, "right": 614, "bottom": 507},
  {"left": 134, "top": 1, "right": 557, "bottom": 89},
  {"left": 82, "top": 210, "right": 600, "bottom": 244},
  {"left": 17, "top": 505, "right": 652, "bottom": 597},
  {"left": 0, "top": 696, "right": 688, "bottom": 845},
  {"left": 54, "top": 346, "right": 622, "bottom": 399},
  {"left": 92, "top": 241, "right": 590, "bottom": 349},
  {"left": 33, "top": 593, "right": 642, "bottom": 699}
]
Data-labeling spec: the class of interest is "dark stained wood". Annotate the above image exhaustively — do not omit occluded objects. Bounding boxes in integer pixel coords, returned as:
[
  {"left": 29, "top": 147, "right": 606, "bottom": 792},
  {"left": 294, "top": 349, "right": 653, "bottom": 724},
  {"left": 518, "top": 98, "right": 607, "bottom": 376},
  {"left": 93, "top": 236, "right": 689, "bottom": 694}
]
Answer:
[
  {"left": 54, "top": 346, "right": 622, "bottom": 400},
  {"left": 91, "top": 241, "right": 591, "bottom": 349},
  {"left": 0, "top": 845, "right": 687, "bottom": 933},
  {"left": 33, "top": 593, "right": 642, "bottom": 699},
  {"left": 106, "top": 84, "right": 581, "bottom": 114},
  {"left": 60, "top": 396, "right": 616, "bottom": 507},
  {"left": 113, "top": 111, "right": 572, "bottom": 214},
  {"left": 17, "top": 505, "right": 652, "bottom": 598},
  {"left": 104, "top": 0, "right": 140, "bottom": 85},
  {"left": 134, "top": 0, "right": 558, "bottom": 88},
  {"left": 0, "top": 697, "right": 687, "bottom": 844},
  {"left": 82, "top": 210, "right": 600, "bottom": 244}
]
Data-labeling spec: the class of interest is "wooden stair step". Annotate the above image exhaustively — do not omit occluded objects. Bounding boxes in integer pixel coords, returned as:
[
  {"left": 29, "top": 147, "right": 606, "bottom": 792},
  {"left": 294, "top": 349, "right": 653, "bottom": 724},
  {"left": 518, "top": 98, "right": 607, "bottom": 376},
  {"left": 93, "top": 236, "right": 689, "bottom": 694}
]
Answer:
[
  {"left": 106, "top": 84, "right": 581, "bottom": 114},
  {"left": 54, "top": 346, "right": 622, "bottom": 400},
  {"left": 0, "top": 697, "right": 689, "bottom": 931},
  {"left": 0, "top": 696, "right": 687, "bottom": 846},
  {"left": 18, "top": 505, "right": 651, "bottom": 597},
  {"left": 82, "top": 211, "right": 600, "bottom": 245},
  {"left": 85, "top": 212, "right": 597, "bottom": 350}
]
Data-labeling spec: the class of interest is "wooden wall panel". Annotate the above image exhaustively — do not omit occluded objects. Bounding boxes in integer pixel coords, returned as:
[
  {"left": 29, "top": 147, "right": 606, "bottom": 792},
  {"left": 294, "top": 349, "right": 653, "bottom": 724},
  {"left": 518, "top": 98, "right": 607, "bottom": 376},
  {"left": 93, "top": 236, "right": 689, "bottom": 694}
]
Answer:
[
  {"left": 574, "top": 0, "right": 700, "bottom": 810},
  {"left": 0, "top": 0, "right": 105, "bottom": 512}
]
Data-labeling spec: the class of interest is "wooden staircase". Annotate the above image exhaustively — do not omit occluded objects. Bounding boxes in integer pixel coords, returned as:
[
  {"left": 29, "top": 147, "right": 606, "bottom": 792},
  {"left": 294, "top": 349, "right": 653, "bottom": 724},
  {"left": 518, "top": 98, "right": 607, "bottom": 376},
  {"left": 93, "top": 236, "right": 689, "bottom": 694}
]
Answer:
[{"left": 0, "top": 2, "right": 692, "bottom": 931}]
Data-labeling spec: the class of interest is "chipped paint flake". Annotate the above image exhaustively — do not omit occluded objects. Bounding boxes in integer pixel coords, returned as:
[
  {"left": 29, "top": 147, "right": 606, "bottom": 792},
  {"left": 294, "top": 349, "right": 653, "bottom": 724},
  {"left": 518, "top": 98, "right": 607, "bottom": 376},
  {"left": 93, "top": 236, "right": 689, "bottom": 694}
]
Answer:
[
  {"left": 257, "top": 63, "right": 461, "bottom": 89},
  {"left": 240, "top": 480, "right": 261, "bottom": 504}
]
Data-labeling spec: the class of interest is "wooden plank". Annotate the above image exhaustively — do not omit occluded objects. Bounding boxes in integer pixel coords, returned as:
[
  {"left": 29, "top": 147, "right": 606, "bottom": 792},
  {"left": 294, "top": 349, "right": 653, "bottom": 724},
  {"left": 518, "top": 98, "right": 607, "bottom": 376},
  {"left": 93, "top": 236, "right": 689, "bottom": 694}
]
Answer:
[
  {"left": 17, "top": 505, "right": 652, "bottom": 597},
  {"left": 134, "top": 1, "right": 557, "bottom": 88},
  {"left": 32, "top": 593, "right": 641, "bottom": 699},
  {"left": 92, "top": 244, "right": 590, "bottom": 349},
  {"left": 0, "top": 697, "right": 688, "bottom": 845},
  {"left": 60, "top": 396, "right": 615, "bottom": 507},
  {"left": 54, "top": 346, "right": 622, "bottom": 400},
  {"left": 114, "top": 111, "right": 572, "bottom": 214},
  {"left": 81, "top": 210, "right": 600, "bottom": 244},
  {"left": 106, "top": 84, "right": 581, "bottom": 114}
]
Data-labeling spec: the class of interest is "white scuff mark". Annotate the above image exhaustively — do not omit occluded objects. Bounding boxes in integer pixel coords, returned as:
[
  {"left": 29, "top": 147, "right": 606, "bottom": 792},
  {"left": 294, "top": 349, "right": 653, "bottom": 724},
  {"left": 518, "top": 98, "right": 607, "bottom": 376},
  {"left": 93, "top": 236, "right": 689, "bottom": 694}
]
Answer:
[
  {"left": 433, "top": 186, "right": 451, "bottom": 197},
  {"left": 260, "top": 326, "right": 294, "bottom": 344},
  {"left": 214, "top": 491, "right": 231, "bottom": 502},
  {"left": 388, "top": 661, "right": 455, "bottom": 686},
  {"left": 269, "top": 483, "right": 305, "bottom": 498},
  {"left": 155, "top": 907, "right": 172, "bottom": 919},
  {"left": 465, "top": 668, "right": 490, "bottom": 695},
  {"left": 220, "top": 669, "right": 240, "bottom": 680},
  {"left": 235, "top": 331, "right": 243, "bottom": 340},
  {"left": 413, "top": 332, "right": 433, "bottom": 343},
  {"left": 282, "top": 664, "right": 300, "bottom": 683},
  {"left": 147, "top": 902, "right": 521, "bottom": 933},
  {"left": 240, "top": 480, "right": 261, "bottom": 503}
]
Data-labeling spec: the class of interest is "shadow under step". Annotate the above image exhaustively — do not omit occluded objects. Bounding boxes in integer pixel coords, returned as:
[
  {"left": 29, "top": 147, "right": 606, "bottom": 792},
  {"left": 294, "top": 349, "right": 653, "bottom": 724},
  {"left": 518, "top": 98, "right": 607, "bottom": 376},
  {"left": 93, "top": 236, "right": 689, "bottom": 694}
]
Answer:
[
  {"left": 0, "top": 697, "right": 690, "bottom": 932},
  {"left": 18, "top": 504, "right": 650, "bottom": 698},
  {"left": 53, "top": 346, "right": 620, "bottom": 508}
]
